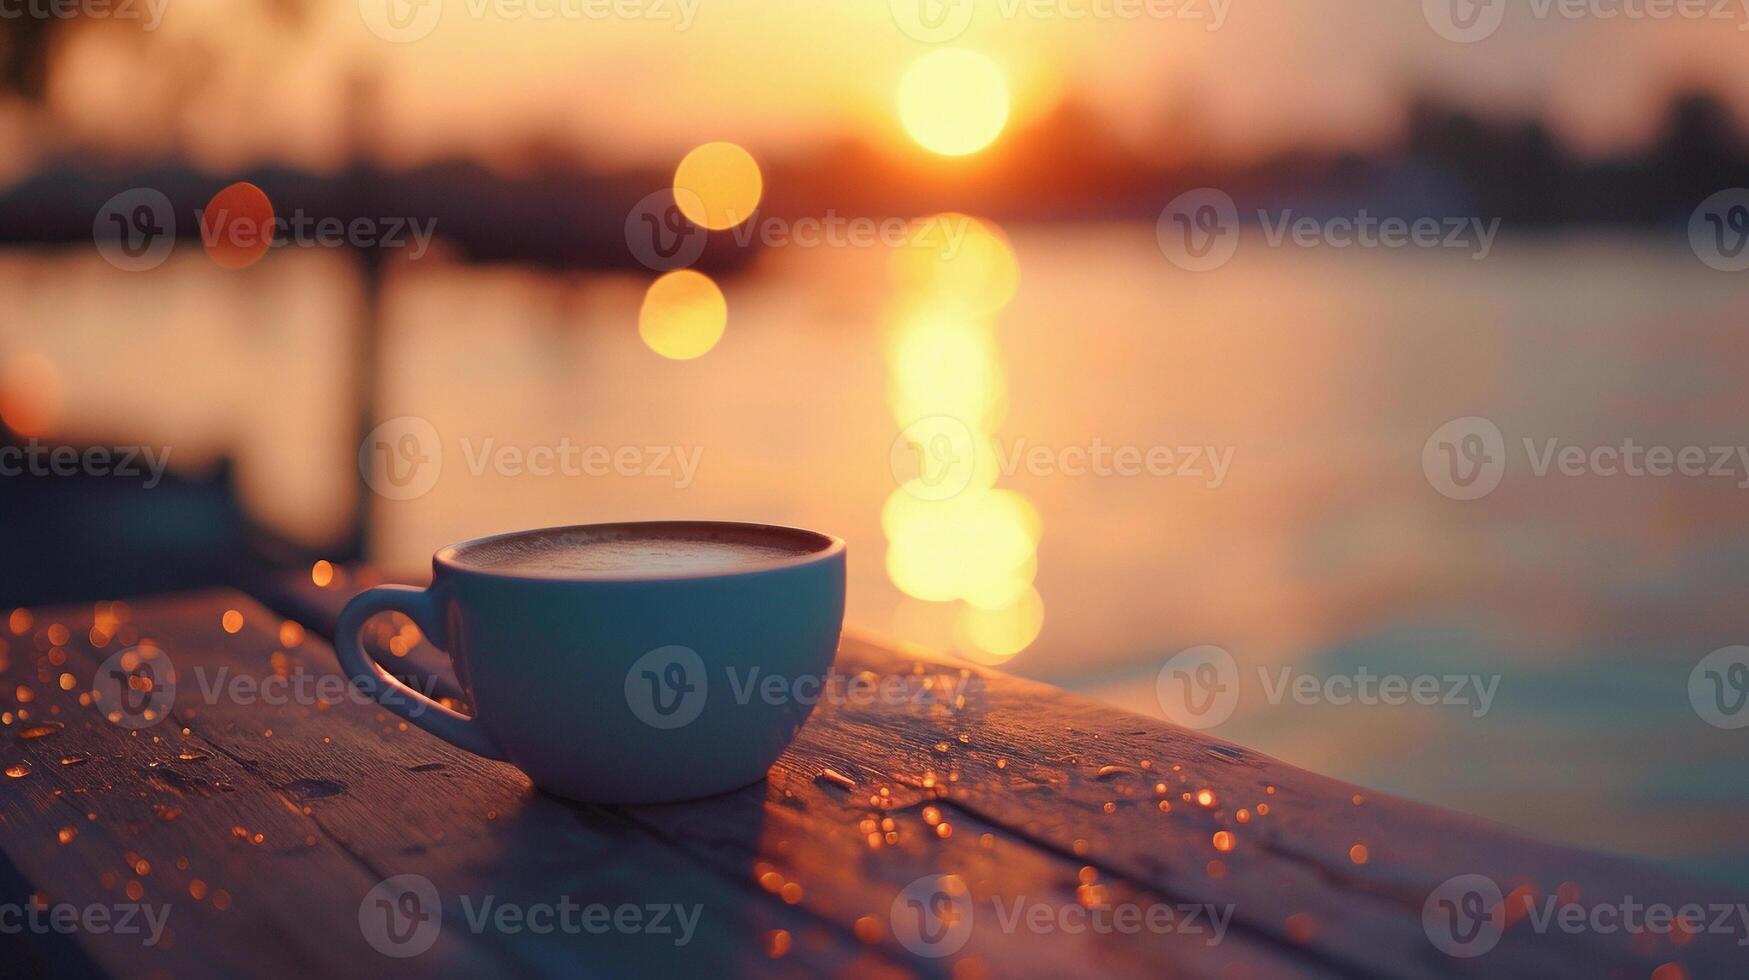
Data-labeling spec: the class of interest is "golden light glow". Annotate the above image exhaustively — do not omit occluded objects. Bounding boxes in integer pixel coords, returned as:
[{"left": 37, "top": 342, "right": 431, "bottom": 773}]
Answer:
[
  {"left": 881, "top": 213, "right": 1039, "bottom": 663},
  {"left": 887, "top": 308, "right": 1007, "bottom": 435},
  {"left": 673, "top": 141, "right": 763, "bottom": 230},
  {"left": 953, "top": 586, "right": 1044, "bottom": 663},
  {"left": 892, "top": 215, "right": 1019, "bottom": 315},
  {"left": 897, "top": 50, "right": 1010, "bottom": 156},
  {"left": 884, "top": 489, "right": 1039, "bottom": 605},
  {"left": 279, "top": 621, "right": 305, "bottom": 648},
  {"left": 639, "top": 270, "right": 728, "bottom": 360}
]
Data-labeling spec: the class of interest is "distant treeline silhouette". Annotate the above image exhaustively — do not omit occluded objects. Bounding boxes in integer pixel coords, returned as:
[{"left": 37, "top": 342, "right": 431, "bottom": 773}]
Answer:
[
  {"left": 759, "top": 89, "right": 1749, "bottom": 229},
  {"left": 0, "top": 89, "right": 1744, "bottom": 267}
]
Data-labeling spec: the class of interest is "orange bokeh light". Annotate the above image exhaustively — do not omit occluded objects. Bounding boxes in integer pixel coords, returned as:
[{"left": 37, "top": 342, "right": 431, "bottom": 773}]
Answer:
[
  {"left": 0, "top": 353, "right": 61, "bottom": 437},
  {"left": 673, "top": 142, "right": 762, "bottom": 231},
  {"left": 200, "top": 181, "right": 275, "bottom": 270}
]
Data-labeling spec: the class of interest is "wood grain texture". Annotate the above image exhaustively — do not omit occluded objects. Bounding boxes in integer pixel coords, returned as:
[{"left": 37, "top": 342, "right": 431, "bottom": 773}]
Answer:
[{"left": 2, "top": 583, "right": 1744, "bottom": 980}]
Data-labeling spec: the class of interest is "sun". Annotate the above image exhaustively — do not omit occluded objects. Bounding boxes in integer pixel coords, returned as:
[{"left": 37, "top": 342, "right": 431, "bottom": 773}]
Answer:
[{"left": 897, "top": 50, "right": 1010, "bottom": 157}]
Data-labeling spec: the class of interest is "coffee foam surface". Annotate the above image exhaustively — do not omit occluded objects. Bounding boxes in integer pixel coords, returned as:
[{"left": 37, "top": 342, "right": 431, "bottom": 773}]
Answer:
[{"left": 456, "top": 527, "right": 817, "bottom": 575}]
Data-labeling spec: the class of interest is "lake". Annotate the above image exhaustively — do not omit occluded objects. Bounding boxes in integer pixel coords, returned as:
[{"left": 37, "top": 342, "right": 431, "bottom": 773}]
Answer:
[{"left": 3, "top": 223, "right": 1746, "bottom": 886}]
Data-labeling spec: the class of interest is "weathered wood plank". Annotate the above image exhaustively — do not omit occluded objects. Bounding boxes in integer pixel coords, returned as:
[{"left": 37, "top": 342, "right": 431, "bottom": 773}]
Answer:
[
  {"left": 192, "top": 589, "right": 1322, "bottom": 979},
  {"left": 260, "top": 572, "right": 1749, "bottom": 980},
  {"left": 4, "top": 594, "right": 895, "bottom": 979},
  {"left": 248, "top": 576, "right": 1358, "bottom": 977},
  {"left": 0, "top": 601, "right": 507, "bottom": 979},
  {"left": 827, "top": 634, "right": 1749, "bottom": 978},
  {"left": 9, "top": 582, "right": 1745, "bottom": 979}
]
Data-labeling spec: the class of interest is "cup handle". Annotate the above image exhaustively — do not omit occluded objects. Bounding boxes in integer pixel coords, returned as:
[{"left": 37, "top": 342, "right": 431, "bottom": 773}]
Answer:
[{"left": 334, "top": 584, "right": 507, "bottom": 760}]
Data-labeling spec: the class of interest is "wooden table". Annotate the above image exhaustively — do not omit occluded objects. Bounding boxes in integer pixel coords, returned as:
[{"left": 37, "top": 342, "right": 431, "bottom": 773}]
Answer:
[{"left": 1, "top": 578, "right": 1743, "bottom": 978}]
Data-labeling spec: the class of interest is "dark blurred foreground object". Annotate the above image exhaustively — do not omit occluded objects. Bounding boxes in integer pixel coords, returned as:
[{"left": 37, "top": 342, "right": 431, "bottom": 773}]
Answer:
[
  {"left": 0, "top": 575, "right": 1742, "bottom": 978},
  {"left": 0, "top": 424, "right": 315, "bottom": 606}
]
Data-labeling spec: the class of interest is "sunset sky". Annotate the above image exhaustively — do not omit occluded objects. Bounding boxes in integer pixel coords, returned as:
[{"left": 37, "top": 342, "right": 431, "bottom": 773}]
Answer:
[{"left": 26, "top": 0, "right": 1749, "bottom": 175}]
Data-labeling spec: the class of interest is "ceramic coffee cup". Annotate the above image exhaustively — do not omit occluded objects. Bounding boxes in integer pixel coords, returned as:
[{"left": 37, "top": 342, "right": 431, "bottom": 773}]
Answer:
[{"left": 334, "top": 521, "right": 846, "bottom": 802}]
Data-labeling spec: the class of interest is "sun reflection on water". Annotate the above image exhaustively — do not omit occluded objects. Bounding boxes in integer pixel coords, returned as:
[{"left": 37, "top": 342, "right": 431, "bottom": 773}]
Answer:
[{"left": 884, "top": 215, "right": 1041, "bottom": 664}]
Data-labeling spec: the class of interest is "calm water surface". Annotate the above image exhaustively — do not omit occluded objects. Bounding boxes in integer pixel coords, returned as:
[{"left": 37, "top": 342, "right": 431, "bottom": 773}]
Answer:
[{"left": 3, "top": 225, "right": 1745, "bottom": 885}]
